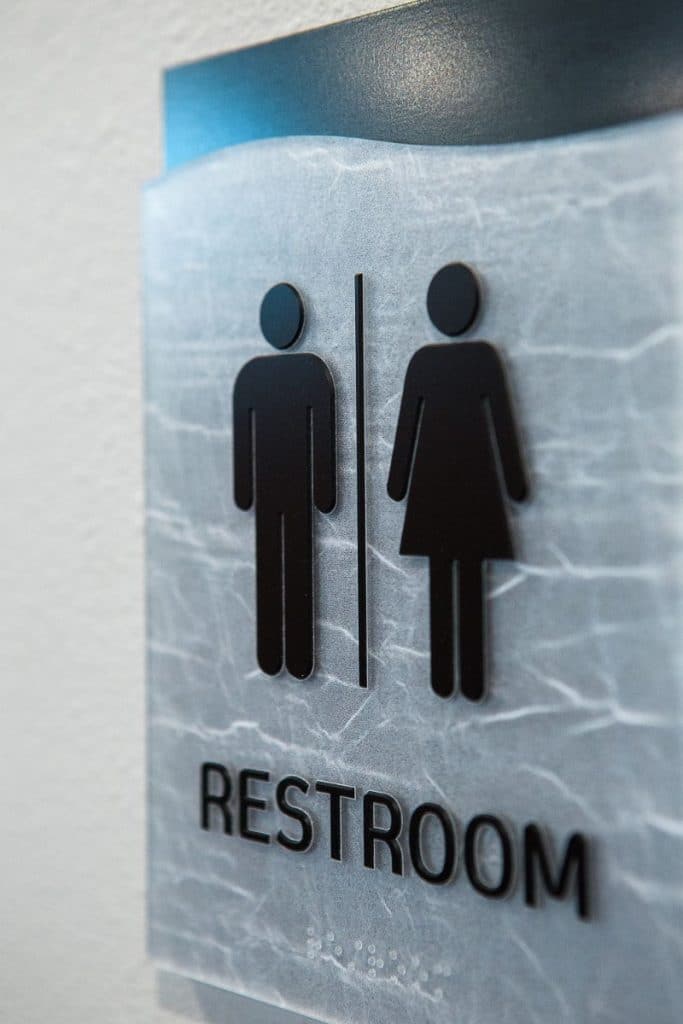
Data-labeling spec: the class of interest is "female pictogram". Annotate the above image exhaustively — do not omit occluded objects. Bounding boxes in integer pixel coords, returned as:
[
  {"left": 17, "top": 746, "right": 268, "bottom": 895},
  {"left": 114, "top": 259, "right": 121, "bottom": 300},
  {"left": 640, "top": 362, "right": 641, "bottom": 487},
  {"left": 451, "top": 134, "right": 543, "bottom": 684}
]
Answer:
[
  {"left": 387, "top": 263, "right": 528, "bottom": 701},
  {"left": 233, "top": 283, "right": 336, "bottom": 679}
]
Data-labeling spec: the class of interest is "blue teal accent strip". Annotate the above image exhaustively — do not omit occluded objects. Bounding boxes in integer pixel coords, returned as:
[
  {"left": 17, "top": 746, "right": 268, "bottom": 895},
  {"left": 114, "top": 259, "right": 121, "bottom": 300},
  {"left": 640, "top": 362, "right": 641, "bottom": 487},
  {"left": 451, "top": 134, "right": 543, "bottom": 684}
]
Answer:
[{"left": 164, "top": 0, "right": 683, "bottom": 170}]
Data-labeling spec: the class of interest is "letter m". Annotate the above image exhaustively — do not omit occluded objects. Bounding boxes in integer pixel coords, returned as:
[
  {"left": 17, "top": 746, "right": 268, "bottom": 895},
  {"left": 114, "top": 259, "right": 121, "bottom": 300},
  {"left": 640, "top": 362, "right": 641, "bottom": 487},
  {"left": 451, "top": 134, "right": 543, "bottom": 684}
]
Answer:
[{"left": 524, "top": 825, "right": 590, "bottom": 920}]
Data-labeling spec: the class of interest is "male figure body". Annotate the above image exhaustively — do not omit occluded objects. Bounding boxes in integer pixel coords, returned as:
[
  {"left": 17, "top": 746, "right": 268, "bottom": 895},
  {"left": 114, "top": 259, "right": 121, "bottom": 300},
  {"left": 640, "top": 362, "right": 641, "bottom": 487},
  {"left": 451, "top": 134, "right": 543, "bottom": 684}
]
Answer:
[{"left": 233, "top": 283, "right": 336, "bottom": 679}]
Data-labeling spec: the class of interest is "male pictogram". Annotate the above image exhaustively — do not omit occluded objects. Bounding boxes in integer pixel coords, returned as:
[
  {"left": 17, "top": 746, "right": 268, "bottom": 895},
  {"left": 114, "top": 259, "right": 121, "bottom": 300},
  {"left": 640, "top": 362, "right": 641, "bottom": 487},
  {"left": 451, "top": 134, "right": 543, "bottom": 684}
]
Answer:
[
  {"left": 233, "top": 283, "right": 336, "bottom": 679},
  {"left": 388, "top": 263, "right": 528, "bottom": 701}
]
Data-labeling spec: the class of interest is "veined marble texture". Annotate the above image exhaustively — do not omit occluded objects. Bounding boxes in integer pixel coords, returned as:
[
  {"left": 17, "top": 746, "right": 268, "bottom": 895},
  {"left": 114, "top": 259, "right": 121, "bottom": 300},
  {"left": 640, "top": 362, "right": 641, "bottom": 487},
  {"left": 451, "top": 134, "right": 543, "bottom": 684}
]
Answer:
[{"left": 144, "top": 115, "right": 683, "bottom": 1024}]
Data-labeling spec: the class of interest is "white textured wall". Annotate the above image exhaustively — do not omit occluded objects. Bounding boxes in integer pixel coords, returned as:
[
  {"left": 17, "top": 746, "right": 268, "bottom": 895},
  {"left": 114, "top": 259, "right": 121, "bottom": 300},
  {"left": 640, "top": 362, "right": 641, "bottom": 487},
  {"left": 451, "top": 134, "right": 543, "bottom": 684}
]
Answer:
[{"left": 0, "top": 4, "right": 395, "bottom": 1022}]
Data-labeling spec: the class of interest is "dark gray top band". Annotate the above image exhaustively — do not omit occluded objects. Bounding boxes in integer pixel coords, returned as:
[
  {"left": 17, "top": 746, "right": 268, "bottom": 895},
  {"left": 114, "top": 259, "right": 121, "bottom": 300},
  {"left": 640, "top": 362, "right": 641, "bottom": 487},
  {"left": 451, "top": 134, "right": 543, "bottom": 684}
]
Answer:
[{"left": 164, "top": 0, "right": 683, "bottom": 170}]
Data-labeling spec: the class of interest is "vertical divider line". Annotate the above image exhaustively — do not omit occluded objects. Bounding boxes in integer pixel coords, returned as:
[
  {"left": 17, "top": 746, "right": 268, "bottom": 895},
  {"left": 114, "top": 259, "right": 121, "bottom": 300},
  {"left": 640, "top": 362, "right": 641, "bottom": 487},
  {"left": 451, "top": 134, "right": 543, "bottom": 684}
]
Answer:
[{"left": 355, "top": 273, "right": 368, "bottom": 688}]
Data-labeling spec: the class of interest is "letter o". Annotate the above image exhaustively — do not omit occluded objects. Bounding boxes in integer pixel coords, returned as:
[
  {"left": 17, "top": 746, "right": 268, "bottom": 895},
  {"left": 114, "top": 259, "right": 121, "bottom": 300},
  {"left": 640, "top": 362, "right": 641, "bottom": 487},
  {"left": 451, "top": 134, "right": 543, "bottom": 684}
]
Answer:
[
  {"left": 409, "top": 803, "right": 456, "bottom": 885},
  {"left": 465, "top": 815, "right": 514, "bottom": 898}
]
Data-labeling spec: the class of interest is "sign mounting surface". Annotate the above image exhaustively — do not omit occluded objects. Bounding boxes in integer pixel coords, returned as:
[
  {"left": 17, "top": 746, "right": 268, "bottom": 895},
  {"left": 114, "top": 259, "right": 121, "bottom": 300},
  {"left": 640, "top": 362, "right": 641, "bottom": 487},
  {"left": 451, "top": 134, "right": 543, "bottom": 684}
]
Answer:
[{"left": 144, "top": 4, "right": 683, "bottom": 1022}]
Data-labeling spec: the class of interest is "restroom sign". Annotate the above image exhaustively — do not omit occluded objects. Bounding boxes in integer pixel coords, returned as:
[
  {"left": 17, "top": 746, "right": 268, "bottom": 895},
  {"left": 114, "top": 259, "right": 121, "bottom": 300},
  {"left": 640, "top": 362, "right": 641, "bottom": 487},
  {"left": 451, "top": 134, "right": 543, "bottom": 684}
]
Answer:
[{"left": 144, "top": 3, "right": 683, "bottom": 1024}]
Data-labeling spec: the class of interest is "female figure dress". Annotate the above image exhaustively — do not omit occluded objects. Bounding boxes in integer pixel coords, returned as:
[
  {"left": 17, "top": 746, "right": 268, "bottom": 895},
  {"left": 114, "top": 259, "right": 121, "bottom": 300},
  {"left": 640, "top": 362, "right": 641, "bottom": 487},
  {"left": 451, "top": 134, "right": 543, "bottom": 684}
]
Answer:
[{"left": 388, "top": 339, "right": 527, "bottom": 700}]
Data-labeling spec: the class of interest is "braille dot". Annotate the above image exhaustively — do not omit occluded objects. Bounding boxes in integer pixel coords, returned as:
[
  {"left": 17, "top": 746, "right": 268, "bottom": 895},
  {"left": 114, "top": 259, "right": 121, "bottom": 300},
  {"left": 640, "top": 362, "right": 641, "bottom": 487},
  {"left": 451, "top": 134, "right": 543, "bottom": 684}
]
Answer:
[
  {"left": 326, "top": 931, "right": 335, "bottom": 942},
  {"left": 368, "top": 944, "right": 376, "bottom": 954},
  {"left": 389, "top": 950, "right": 398, "bottom": 961},
  {"left": 354, "top": 940, "right": 363, "bottom": 951},
  {"left": 376, "top": 959, "right": 384, "bottom": 969},
  {"left": 368, "top": 968, "right": 376, "bottom": 979},
  {"left": 335, "top": 946, "right": 342, "bottom": 956},
  {"left": 398, "top": 965, "right": 407, "bottom": 976},
  {"left": 368, "top": 957, "right": 376, "bottom": 967}
]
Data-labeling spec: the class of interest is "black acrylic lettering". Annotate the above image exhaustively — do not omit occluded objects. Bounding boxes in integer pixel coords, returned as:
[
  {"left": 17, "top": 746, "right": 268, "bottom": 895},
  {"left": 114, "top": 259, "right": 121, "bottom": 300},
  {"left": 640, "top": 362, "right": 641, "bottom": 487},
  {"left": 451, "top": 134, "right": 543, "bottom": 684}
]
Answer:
[
  {"left": 239, "top": 769, "right": 271, "bottom": 845},
  {"left": 276, "top": 776, "right": 313, "bottom": 853},
  {"left": 388, "top": 263, "right": 528, "bottom": 701},
  {"left": 233, "top": 282, "right": 336, "bottom": 680},
  {"left": 465, "top": 814, "right": 514, "bottom": 898},
  {"left": 524, "top": 824, "right": 590, "bottom": 920},
  {"left": 363, "top": 792, "right": 404, "bottom": 875},
  {"left": 200, "top": 762, "right": 233, "bottom": 834},
  {"left": 408, "top": 802, "right": 456, "bottom": 885},
  {"left": 315, "top": 781, "right": 356, "bottom": 861}
]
